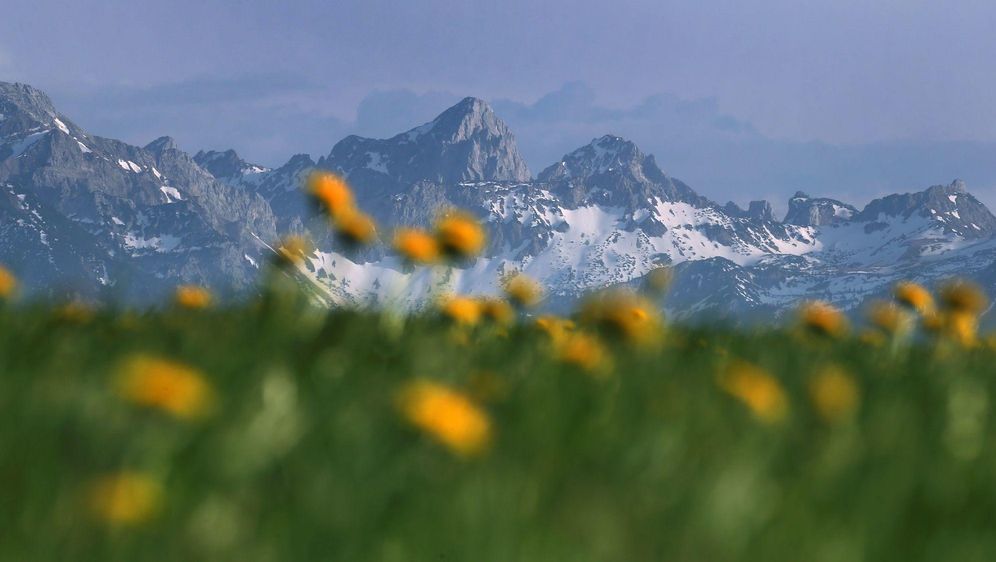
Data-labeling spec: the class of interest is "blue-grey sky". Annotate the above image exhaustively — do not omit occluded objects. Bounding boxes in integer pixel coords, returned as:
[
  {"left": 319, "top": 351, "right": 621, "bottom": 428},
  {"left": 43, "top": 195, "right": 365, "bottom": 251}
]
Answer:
[{"left": 3, "top": 0, "right": 996, "bottom": 213}]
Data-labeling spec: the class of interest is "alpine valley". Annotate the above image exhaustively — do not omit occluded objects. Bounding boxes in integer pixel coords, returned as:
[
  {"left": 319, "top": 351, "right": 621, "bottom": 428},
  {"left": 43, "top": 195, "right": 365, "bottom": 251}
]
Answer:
[{"left": 4, "top": 81, "right": 996, "bottom": 321}]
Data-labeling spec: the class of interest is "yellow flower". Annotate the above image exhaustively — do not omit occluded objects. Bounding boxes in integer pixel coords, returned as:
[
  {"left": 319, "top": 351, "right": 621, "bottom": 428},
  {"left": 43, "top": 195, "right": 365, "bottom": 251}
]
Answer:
[
  {"left": 556, "top": 332, "right": 611, "bottom": 375},
  {"left": 938, "top": 280, "right": 988, "bottom": 315},
  {"left": 858, "top": 329, "right": 886, "bottom": 348},
  {"left": 333, "top": 209, "right": 378, "bottom": 246},
  {"left": 174, "top": 285, "right": 213, "bottom": 310},
  {"left": 0, "top": 265, "right": 16, "bottom": 299},
  {"left": 535, "top": 315, "right": 576, "bottom": 345},
  {"left": 866, "top": 300, "right": 905, "bottom": 335},
  {"left": 644, "top": 266, "right": 674, "bottom": 295},
  {"left": 398, "top": 379, "right": 491, "bottom": 457},
  {"left": 434, "top": 210, "right": 486, "bottom": 259},
  {"left": 393, "top": 227, "right": 440, "bottom": 264},
  {"left": 808, "top": 366, "right": 860, "bottom": 423},
  {"left": 479, "top": 297, "right": 515, "bottom": 326},
  {"left": 56, "top": 300, "right": 96, "bottom": 324},
  {"left": 273, "top": 235, "right": 313, "bottom": 268},
  {"left": 719, "top": 362, "right": 788, "bottom": 424},
  {"left": 581, "top": 290, "right": 662, "bottom": 345},
  {"left": 947, "top": 311, "right": 979, "bottom": 347},
  {"left": 502, "top": 273, "right": 543, "bottom": 308},
  {"left": 798, "top": 300, "right": 848, "bottom": 338},
  {"left": 440, "top": 296, "right": 483, "bottom": 326},
  {"left": 87, "top": 472, "right": 163, "bottom": 526},
  {"left": 893, "top": 281, "right": 934, "bottom": 314},
  {"left": 117, "top": 355, "right": 214, "bottom": 420},
  {"left": 306, "top": 171, "right": 355, "bottom": 218}
]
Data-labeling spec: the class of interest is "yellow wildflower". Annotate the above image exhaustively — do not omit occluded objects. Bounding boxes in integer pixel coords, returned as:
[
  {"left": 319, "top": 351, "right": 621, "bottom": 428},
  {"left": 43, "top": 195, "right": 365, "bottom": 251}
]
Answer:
[
  {"left": 333, "top": 209, "right": 378, "bottom": 246},
  {"left": 398, "top": 379, "right": 491, "bottom": 457},
  {"left": 798, "top": 300, "right": 848, "bottom": 338},
  {"left": 87, "top": 472, "right": 163, "bottom": 526},
  {"left": 273, "top": 235, "right": 312, "bottom": 268},
  {"left": 947, "top": 311, "right": 979, "bottom": 347},
  {"left": 938, "top": 280, "right": 988, "bottom": 315},
  {"left": 581, "top": 290, "right": 662, "bottom": 345},
  {"left": 0, "top": 265, "right": 16, "bottom": 299},
  {"left": 644, "top": 266, "right": 674, "bottom": 295},
  {"left": 503, "top": 272, "right": 543, "bottom": 308},
  {"left": 719, "top": 362, "right": 788, "bottom": 424},
  {"left": 440, "top": 296, "right": 483, "bottom": 326},
  {"left": 393, "top": 227, "right": 440, "bottom": 265},
  {"left": 808, "top": 366, "right": 860, "bottom": 423},
  {"left": 866, "top": 300, "right": 904, "bottom": 335},
  {"left": 306, "top": 171, "right": 354, "bottom": 218},
  {"left": 174, "top": 285, "right": 213, "bottom": 310},
  {"left": 535, "top": 315, "right": 576, "bottom": 345},
  {"left": 479, "top": 297, "right": 515, "bottom": 326},
  {"left": 893, "top": 281, "right": 934, "bottom": 314},
  {"left": 117, "top": 355, "right": 214, "bottom": 420},
  {"left": 556, "top": 332, "right": 611, "bottom": 375},
  {"left": 434, "top": 210, "right": 486, "bottom": 259}
]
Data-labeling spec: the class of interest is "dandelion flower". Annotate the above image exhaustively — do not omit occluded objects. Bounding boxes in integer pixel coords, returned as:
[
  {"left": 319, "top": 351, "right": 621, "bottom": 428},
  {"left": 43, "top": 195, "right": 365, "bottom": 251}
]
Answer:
[
  {"left": 273, "top": 235, "right": 312, "bottom": 268},
  {"left": 939, "top": 279, "right": 988, "bottom": 315},
  {"left": 719, "top": 362, "right": 788, "bottom": 424},
  {"left": 866, "top": 300, "right": 905, "bottom": 335},
  {"left": 503, "top": 273, "right": 543, "bottom": 309},
  {"left": 479, "top": 297, "right": 515, "bottom": 326},
  {"left": 87, "top": 472, "right": 163, "bottom": 526},
  {"left": 947, "top": 311, "right": 979, "bottom": 347},
  {"left": 894, "top": 281, "right": 934, "bottom": 314},
  {"left": 398, "top": 379, "right": 491, "bottom": 457},
  {"left": 0, "top": 265, "right": 16, "bottom": 299},
  {"left": 117, "top": 355, "right": 214, "bottom": 420},
  {"left": 440, "top": 296, "right": 483, "bottom": 326},
  {"left": 556, "top": 332, "right": 611, "bottom": 375},
  {"left": 808, "top": 366, "right": 860, "bottom": 423},
  {"left": 434, "top": 210, "right": 486, "bottom": 259},
  {"left": 581, "top": 290, "right": 662, "bottom": 345},
  {"left": 306, "top": 171, "right": 354, "bottom": 218},
  {"left": 393, "top": 227, "right": 440, "bottom": 265},
  {"left": 535, "top": 315, "right": 576, "bottom": 345},
  {"left": 798, "top": 300, "right": 848, "bottom": 338},
  {"left": 174, "top": 285, "right": 213, "bottom": 310},
  {"left": 333, "top": 209, "right": 378, "bottom": 246},
  {"left": 56, "top": 300, "right": 96, "bottom": 324},
  {"left": 644, "top": 266, "right": 674, "bottom": 295}
]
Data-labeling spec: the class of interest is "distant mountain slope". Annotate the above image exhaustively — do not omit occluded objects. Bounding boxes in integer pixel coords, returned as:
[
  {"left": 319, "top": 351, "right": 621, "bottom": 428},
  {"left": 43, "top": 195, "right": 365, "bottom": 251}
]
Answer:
[{"left": 5, "top": 80, "right": 996, "bottom": 320}]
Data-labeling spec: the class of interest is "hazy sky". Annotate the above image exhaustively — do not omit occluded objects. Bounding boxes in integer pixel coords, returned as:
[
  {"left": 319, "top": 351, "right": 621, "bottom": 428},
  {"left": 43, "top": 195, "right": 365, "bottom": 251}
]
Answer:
[{"left": 3, "top": 0, "right": 996, "bottom": 212}]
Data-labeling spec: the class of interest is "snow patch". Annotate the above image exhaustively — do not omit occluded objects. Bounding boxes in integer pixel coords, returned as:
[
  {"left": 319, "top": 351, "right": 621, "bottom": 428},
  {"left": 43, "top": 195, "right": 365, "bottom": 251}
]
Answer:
[{"left": 160, "top": 186, "right": 183, "bottom": 202}]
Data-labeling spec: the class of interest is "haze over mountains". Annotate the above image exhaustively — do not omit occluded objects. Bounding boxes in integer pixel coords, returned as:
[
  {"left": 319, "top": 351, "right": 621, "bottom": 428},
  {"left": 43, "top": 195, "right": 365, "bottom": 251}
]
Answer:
[{"left": 3, "top": 80, "right": 996, "bottom": 320}]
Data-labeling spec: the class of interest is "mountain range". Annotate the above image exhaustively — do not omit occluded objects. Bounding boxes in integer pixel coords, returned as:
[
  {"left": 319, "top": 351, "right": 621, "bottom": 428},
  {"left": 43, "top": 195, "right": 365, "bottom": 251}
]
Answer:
[{"left": 3, "top": 80, "right": 996, "bottom": 321}]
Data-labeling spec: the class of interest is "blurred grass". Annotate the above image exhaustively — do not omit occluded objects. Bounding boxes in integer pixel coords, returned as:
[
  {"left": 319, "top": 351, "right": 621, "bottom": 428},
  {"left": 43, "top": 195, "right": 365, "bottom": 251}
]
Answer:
[{"left": 2, "top": 295, "right": 996, "bottom": 562}]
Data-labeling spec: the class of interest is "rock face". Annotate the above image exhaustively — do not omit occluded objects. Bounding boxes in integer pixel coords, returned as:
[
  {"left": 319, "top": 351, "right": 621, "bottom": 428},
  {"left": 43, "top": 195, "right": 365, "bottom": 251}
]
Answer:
[
  {"left": 7, "top": 80, "right": 996, "bottom": 322},
  {"left": 0, "top": 82, "right": 276, "bottom": 301}
]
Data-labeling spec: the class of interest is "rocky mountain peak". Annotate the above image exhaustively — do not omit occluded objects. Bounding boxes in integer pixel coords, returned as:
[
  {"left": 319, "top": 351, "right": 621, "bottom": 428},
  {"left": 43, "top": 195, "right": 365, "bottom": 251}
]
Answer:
[
  {"left": 145, "top": 136, "right": 180, "bottom": 156},
  {"left": 194, "top": 149, "right": 269, "bottom": 180},
  {"left": 783, "top": 193, "right": 857, "bottom": 226},
  {"left": 855, "top": 179, "right": 996, "bottom": 238},
  {"left": 538, "top": 135, "right": 651, "bottom": 183},
  {"left": 320, "top": 96, "right": 530, "bottom": 189},
  {"left": 724, "top": 200, "right": 775, "bottom": 221}
]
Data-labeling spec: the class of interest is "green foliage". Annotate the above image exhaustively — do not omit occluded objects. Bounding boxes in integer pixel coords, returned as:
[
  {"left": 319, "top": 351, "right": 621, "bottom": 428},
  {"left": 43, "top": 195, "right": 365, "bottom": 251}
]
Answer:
[{"left": 2, "top": 300, "right": 996, "bottom": 561}]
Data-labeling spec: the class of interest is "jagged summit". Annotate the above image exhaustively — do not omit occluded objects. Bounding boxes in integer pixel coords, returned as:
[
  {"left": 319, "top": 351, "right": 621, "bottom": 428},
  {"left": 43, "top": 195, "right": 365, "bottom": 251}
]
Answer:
[
  {"left": 783, "top": 192, "right": 857, "bottom": 226},
  {"left": 319, "top": 96, "right": 531, "bottom": 190},
  {"left": 145, "top": 136, "right": 180, "bottom": 155},
  {"left": 194, "top": 149, "right": 269, "bottom": 181},
  {"left": 855, "top": 180, "right": 996, "bottom": 238}
]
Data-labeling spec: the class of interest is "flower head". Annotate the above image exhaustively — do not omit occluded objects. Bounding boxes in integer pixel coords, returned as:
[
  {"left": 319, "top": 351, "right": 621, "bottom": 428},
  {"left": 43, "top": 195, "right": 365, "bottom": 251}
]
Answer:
[
  {"left": 306, "top": 171, "right": 354, "bottom": 218},
  {"left": 719, "top": 362, "right": 788, "bottom": 424},
  {"left": 398, "top": 380, "right": 491, "bottom": 457},
  {"left": 581, "top": 289, "right": 662, "bottom": 345},
  {"left": 808, "top": 366, "right": 860, "bottom": 423},
  {"left": 535, "top": 315, "right": 576, "bottom": 345},
  {"left": 440, "top": 295, "right": 483, "bottom": 326},
  {"left": 0, "top": 265, "right": 17, "bottom": 300},
  {"left": 174, "top": 285, "right": 213, "bottom": 310},
  {"left": 333, "top": 209, "right": 378, "bottom": 246},
  {"left": 479, "top": 297, "right": 515, "bottom": 326},
  {"left": 502, "top": 272, "right": 543, "bottom": 309},
  {"left": 434, "top": 210, "right": 486, "bottom": 259},
  {"left": 947, "top": 311, "right": 979, "bottom": 347},
  {"left": 866, "top": 300, "right": 905, "bottom": 335},
  {"left": 644, "top": 266, "right": 674, "bottom": 295},
  {"left": 57, "top": 300, "right": 96, "bottom": 324},
  {"left": 87, "top": 472, "right": 163, "bottom": 526},
  {"left": 393, "top": 227, "right": 440, "bottom": 265},
  {"left": 556, "top": 332, "right": 611, "bottom": 375},
  {"left": 893, "top": 281, "right": 934, "bottom": 314},
  {"left": 939, "top": 279, "right": 988, "bottom": 315},
  {"left": 117, "top": 355, "right": 214, "bottom": 420},
  {"left": 273, "top": 235, "right": 313, "bottom": 268},
  {"left": 798, "top": 300, "right": 848, "bottom": 338}
]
